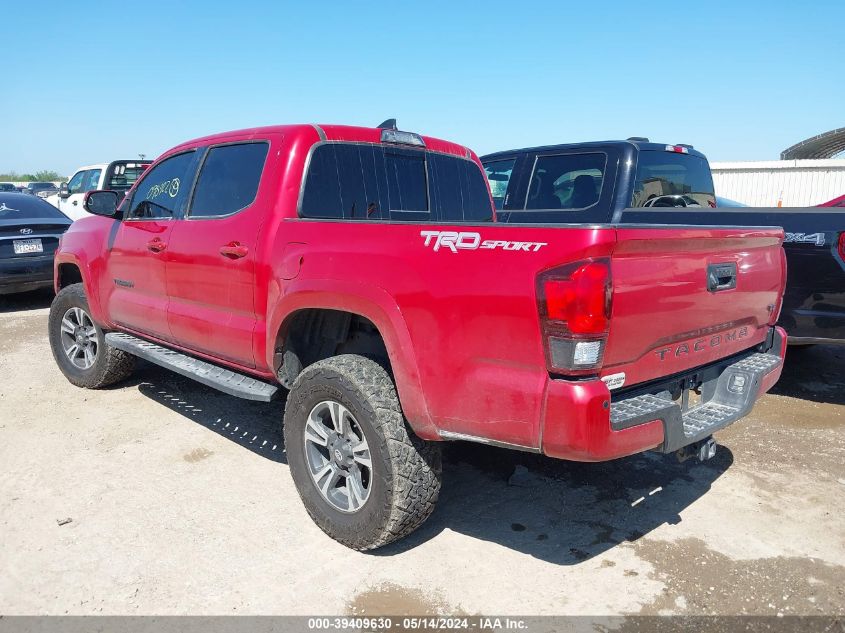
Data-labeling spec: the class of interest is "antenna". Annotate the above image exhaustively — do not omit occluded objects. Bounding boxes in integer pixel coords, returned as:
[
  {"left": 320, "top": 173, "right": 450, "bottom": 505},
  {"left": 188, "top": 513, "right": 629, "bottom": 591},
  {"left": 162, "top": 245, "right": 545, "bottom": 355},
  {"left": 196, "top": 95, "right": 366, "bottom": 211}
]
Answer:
[{"left": 377, "top": 119, "right": 397, "bottom": 130}]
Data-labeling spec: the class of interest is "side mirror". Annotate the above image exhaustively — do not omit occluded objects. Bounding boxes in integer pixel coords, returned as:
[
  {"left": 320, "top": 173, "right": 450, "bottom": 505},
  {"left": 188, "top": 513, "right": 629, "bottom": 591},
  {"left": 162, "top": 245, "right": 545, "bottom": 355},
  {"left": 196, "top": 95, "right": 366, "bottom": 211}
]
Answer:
[
  {"left": 83, "top": 190, "right": 120, "bottom": 217},
  {"left": 59, "top": 182, "right": 70, "bottom": 198}
]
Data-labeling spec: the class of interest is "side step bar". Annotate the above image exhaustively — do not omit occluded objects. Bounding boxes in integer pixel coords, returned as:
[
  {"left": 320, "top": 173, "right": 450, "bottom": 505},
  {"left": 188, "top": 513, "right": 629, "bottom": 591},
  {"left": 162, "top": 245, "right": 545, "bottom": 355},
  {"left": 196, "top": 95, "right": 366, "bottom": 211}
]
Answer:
[{"left": 105, "top": 332, "right": 280, "bottom": 402}]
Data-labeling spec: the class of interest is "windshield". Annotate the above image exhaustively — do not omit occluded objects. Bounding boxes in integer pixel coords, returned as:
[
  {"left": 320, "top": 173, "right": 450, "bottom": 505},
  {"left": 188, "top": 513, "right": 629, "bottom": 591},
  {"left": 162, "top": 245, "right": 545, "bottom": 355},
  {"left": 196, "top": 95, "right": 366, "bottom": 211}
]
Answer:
[
  {"left": 631, "top": 151, "right": 715, "bottom": 208},
  {"left": 29, "top": 182, "right": 56, "bottom": 190}
]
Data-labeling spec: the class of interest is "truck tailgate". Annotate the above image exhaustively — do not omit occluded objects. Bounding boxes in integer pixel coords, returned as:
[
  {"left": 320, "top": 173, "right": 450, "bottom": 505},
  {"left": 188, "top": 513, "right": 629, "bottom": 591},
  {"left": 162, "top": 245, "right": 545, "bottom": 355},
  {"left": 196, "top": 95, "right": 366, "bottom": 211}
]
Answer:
[{"left": 603, "top": 226, "right": 785, "bottom": 387}]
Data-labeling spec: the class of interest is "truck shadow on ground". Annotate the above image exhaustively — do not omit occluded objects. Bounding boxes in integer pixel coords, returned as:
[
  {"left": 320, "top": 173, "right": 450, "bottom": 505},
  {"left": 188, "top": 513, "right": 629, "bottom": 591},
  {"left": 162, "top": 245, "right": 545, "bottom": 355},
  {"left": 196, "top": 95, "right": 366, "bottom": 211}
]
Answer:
[
  {"left": 769, "top": 345, "right": 845, "bottom": 405},
  {"left": 128, "top": 362, "right": 731, "bottom": 564},
  {"left": 0, "top": 288, "right": 53, "bottom": 314},
  {"left": 378, "top": 442, "right": 733, "bottom": 565},
  {"left": 129, "top": 361, "right": 287, "bottom": 464}
]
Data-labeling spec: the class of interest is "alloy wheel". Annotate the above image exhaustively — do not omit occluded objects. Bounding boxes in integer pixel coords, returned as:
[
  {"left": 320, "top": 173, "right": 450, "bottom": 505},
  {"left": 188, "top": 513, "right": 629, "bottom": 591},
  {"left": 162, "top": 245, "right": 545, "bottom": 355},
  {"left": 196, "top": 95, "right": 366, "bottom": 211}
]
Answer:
[
  {"left": 59, "top": 307, "right": 98, "bottom": 370},
  {"left": 303, "top": 400, "right": 372, "bottom": 513}
]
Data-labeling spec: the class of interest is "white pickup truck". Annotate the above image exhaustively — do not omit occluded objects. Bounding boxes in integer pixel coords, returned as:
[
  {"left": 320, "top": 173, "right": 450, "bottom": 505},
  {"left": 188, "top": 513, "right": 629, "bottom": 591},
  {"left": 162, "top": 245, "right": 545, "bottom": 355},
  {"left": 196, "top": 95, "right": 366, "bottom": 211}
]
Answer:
[{"left": 46, "top": 160, "right": 150, "bottom": 221}]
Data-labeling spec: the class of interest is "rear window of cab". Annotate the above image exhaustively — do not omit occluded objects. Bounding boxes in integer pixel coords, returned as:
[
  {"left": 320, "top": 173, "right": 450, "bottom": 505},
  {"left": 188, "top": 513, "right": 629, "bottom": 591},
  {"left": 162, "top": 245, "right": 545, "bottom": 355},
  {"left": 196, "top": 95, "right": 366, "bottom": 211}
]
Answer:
[
  {"left": 300, "top": 143, "right": 493, "bottom": 223},
  {"left": 631, "top": 151, "right": 716, "bottom": 208}
]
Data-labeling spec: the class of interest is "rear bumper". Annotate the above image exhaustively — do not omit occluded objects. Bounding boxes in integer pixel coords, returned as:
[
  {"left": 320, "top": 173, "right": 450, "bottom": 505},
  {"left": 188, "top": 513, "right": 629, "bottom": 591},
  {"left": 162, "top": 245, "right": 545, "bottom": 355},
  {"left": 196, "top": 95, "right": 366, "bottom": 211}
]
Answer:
[
  {"left": 0, "top": 256, "right": 54, "bottom": 294},
  {"left": 540, "top": 326, "right": 787, "bottom": 461}
]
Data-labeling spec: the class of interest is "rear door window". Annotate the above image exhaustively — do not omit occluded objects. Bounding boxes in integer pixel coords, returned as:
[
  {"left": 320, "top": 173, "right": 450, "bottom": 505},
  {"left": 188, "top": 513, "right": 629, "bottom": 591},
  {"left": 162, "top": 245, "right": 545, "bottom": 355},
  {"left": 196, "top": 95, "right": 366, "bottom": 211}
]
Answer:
[
  {"left": 300, "top": 143, "right": 492, "bottom": 223},
  {"left": 82, "top": 169, "right": 101, "bottom": 192},
  {"left": 525, "top": 153, "right": 606, "bottom": 210},
  {"left": 189, "top": 142, "right": 269, "bottom": 218},
  {"left": 632, "top": 151, "right": 715, "bottom": 208}
]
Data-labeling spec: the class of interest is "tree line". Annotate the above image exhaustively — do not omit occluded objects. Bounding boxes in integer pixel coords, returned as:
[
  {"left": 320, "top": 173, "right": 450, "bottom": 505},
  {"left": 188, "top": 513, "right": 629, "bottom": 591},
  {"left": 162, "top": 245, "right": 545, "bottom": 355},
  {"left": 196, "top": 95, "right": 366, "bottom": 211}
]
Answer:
[{"left": 0, "top": 170, "right": 67, "bottom": 182}]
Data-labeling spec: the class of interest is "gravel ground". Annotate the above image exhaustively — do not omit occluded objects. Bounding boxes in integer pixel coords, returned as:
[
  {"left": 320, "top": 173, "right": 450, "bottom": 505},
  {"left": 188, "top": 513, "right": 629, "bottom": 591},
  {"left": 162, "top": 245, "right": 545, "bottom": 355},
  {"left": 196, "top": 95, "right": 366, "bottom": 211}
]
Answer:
[{"left": 0, "top": 289, "right": 843, "bottom": 617}]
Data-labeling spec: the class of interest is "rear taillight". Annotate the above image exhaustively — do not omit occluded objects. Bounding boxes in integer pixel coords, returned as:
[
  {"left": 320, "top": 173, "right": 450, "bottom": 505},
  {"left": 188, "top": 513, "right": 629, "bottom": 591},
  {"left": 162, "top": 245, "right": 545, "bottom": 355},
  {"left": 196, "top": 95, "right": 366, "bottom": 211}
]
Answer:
[
  {"left": 537, "top": 259, "right": 612, "bottom": 375},
  {"left": 838, "top": 232, "right": 845, "bottom": 262}
]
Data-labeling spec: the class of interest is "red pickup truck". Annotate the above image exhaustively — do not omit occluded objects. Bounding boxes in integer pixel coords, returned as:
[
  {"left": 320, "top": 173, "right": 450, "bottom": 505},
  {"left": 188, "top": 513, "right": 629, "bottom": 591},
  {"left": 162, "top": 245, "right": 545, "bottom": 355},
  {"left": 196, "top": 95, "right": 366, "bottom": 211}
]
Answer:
[{"left": 48, "top": 123, "right": 787, "bottom": 550}]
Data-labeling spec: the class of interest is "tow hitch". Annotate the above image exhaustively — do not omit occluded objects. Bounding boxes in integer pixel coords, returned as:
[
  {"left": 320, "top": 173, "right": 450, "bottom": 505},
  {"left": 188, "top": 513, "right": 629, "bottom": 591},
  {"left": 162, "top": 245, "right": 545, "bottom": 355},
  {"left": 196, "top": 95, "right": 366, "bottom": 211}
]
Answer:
[{"left": 676, "top": 436, "right": 717, "bottom": 463}]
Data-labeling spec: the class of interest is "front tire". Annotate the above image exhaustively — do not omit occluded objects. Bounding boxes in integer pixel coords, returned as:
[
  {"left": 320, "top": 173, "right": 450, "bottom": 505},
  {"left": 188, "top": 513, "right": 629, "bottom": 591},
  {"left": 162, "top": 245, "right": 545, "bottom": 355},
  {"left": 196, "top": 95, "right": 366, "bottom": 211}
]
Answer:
[
  {"left": 49, "top": 283, "right": 135, "bottom": 389},
  {"left": 283, "top": 354, "right": 441, "bottom": 550}
]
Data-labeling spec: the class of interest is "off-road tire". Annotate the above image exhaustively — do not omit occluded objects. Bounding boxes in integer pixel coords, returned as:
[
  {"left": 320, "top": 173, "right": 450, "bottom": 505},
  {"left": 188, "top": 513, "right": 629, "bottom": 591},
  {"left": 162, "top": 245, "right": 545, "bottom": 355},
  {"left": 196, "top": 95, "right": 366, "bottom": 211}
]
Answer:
[
  {"left": 49, "top": 283, "right": 135, "bottom": 388},
  {"left": 284, "top": 354, "right": 441, "bottom": 550}
]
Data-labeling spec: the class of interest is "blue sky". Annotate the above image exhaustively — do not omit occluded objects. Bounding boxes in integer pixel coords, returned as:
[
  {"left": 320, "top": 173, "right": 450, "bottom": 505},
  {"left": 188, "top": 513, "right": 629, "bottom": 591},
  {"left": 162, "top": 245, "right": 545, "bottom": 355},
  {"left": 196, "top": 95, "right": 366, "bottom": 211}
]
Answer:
[{"left": 4, "top": 0, "right": 844, "bottom": 175}]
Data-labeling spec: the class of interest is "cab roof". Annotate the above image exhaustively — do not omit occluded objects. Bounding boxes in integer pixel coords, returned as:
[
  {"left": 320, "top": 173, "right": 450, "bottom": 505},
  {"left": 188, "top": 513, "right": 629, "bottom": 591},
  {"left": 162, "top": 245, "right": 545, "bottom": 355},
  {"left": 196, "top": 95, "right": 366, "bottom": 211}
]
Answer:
[
  {"left": 167, "top": 123, "right": 476, "bottom": 161},
  {"left": 481, "top": 139, "right": 709, "bottom": 162}
]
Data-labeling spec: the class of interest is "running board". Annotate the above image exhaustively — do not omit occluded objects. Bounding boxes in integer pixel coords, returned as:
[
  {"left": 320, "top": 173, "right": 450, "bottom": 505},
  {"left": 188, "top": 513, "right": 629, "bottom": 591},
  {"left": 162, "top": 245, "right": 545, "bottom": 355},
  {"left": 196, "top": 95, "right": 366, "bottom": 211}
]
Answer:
[{"left": 105, "top": 332, "right": 280, "bottom": 402}]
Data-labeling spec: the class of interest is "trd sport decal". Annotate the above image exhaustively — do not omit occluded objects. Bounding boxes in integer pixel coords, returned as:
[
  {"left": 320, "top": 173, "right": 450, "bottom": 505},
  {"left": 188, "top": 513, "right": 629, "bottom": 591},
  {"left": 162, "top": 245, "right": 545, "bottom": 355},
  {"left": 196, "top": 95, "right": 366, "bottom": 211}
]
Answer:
[{"left": 421, "top": 230, "right": 547, "bottom": 253}]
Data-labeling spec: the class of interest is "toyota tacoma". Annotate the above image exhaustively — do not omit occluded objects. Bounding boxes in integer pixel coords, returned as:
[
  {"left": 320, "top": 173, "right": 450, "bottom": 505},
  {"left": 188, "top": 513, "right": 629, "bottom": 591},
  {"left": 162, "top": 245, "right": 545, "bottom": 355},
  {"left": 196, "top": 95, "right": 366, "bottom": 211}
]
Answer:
[{"left": 50, "top": 124, "right": 787, "bottom": 550}]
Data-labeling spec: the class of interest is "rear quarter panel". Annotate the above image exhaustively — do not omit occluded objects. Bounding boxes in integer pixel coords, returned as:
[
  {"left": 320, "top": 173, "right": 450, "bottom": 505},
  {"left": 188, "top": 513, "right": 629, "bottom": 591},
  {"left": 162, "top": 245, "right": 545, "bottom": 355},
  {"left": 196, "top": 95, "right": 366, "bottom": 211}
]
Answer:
[{"left": 267, "top": 220, "right": 617, "bottom": 448}]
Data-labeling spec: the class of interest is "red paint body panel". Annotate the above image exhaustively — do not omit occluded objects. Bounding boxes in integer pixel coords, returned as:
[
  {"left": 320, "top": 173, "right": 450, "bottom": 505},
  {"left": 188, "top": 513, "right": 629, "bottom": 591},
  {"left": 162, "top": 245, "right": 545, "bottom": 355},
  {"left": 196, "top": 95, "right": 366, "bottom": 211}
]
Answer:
[
  {"left": 603, "top": 228, "right": 784, "bottom": 386},
  {"left": 541, "top": 377, "right": 664, "bottom": 461},
  {"left": 54, "top": 123, "right": 787, "bottom": 461},
  {"left": 103, "top": 220, "right": 174, "bottom": 341}
]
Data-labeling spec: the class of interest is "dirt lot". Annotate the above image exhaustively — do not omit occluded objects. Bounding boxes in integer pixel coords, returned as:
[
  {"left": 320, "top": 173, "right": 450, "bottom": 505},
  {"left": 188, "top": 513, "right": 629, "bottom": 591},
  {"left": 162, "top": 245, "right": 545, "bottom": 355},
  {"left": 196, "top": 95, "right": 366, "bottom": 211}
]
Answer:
[{"left": 1, "top": 289, "right": 843, "bottom": 617}]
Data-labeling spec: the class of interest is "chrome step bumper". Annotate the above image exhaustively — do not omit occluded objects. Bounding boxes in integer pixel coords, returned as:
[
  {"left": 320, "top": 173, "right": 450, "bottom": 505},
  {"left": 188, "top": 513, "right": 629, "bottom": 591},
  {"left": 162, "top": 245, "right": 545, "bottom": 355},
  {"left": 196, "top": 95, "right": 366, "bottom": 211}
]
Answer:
[{"left": 610, "top": 351, "right": 783, "bottom": 453}]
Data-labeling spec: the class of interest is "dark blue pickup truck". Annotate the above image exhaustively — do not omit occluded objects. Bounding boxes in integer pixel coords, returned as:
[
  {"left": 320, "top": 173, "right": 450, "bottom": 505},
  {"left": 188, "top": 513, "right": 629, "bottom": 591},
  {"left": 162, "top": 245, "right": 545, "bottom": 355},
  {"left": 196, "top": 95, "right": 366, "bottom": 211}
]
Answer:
[{"left": 482, "top": 140, "right": 845, "bottom": 346}]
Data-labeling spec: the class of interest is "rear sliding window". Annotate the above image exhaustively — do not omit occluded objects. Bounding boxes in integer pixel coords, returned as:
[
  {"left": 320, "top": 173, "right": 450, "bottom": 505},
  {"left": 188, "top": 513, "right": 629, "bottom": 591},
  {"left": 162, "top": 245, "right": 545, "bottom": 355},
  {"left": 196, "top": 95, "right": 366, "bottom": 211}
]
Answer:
[
  {"left": 300, "top": 143, "right": 492, "bottom": 223},
  {"left": 106, "top": 163, "right": 149, "bottom": 192},
  {"left": 632, "top": 151, "right": 716, "bottom": 208}
]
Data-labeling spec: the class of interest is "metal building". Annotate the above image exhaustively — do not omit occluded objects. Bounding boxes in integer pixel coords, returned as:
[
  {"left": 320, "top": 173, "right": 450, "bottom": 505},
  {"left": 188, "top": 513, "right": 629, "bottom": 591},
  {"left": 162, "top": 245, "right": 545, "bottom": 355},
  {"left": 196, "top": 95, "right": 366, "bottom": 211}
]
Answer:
[
  {"left": 710, "top": 128, "right": 845, "bottom": 206},
  {"left": 781, "top": 127, "right": 845, "bottom": 160},
  {"left": 711, "top": 159, "right": 845, "bottom": 206}
]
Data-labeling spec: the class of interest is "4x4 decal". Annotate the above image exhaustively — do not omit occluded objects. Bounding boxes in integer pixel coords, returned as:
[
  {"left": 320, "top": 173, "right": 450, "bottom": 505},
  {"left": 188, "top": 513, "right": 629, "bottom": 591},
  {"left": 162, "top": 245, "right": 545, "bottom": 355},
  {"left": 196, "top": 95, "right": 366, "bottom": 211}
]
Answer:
[{"left": 784, "top": 232, "right": 825, "bottom": 246}]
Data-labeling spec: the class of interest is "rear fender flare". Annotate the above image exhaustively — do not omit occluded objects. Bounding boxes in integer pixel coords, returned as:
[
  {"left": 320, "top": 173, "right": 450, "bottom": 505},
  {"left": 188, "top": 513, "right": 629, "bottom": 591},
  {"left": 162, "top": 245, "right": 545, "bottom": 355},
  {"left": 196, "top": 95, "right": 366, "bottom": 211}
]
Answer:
[{"left": 266, "top": 278, "right": 437, "bottom": 439}]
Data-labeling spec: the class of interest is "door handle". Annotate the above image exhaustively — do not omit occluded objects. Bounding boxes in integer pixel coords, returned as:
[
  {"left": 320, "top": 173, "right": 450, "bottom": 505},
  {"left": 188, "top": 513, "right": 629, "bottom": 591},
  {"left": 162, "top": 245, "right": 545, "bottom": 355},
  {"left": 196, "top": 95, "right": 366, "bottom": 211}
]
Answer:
[
  {"left": 219, "top": 242, "right": 249, "bottom": 259},
  {"left": 146, "top": 238, "right": 167, "bottom": 253},
  {"left": 707, "top": 262, "right": 737, "bottom": 292}
]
